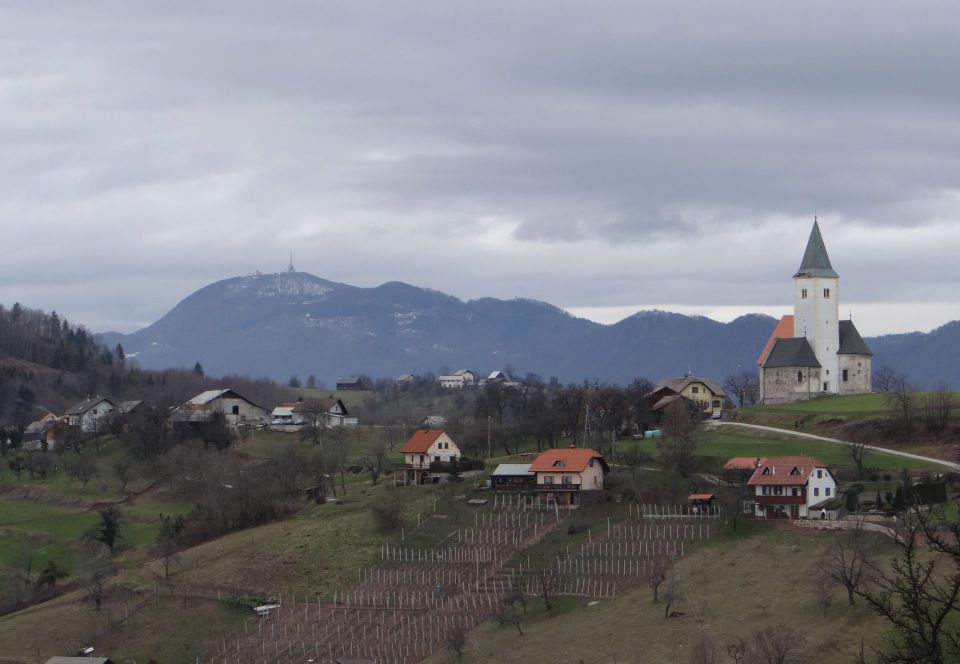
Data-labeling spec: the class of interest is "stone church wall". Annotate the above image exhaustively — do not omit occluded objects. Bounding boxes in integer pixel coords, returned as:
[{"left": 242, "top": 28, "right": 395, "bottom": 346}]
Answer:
[
  {"left": 761, "top": 366, "right": 822, "bottom": 404},
  {"left": 838, "top": 354, "right": 872, "bottom": 394}
]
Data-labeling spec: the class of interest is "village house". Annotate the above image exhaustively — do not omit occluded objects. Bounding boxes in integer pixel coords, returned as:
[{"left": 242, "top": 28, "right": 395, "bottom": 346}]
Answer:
[
  {"left": 647, "top": 375, "right": 727, "bottom": 419},
  {"left": 294, "top": 398, "right": 357, "bottom": 427},
  {"left": 21, "top": 412, "right": 68, "bottom": 451},
  {"left": 65, "top": 396, "right": 116, "bottom": 433},
  {"left": 396, "top": 429, "right": 461, "bottom": 485},
  {"left": 438, "top": 369, "right": 478, "bottom": 389},
  {"left": 171, "top": 389, "right": 268, "bottom": 425},
  {"left": 336, "top": 377, "right": 365, "bottom": 391},
  {"left": 530, "top": 447, "right": 609, "bottom": 506},
  {"left": 746, "top": 455, "right": 837, "bottom": 519},
  {"left": 758, "top": 221, "right": 873, "bottom": 404}
]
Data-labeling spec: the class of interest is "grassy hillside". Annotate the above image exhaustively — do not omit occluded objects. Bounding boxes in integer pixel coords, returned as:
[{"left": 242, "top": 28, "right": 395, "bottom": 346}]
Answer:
[{"left": 424, "top": 526, "right": 898, "bottom": 664}]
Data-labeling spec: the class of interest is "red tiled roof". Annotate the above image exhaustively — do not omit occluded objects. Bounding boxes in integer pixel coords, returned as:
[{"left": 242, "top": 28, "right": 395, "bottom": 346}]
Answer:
[
  {"left": 688, "top": 493, "right": 715, "bottom": 501},
  {"left": 723, "top": 457, "right": 767, "bottom": 470},
  {"left": 529, "top": 447, "right": 606, "bottom": 473},
  {"left": 757, "top": 315, "right": 794, "bottom": 366},
  {"left": 747, "top": 456, "right": 827, "bottom": 486},
  {"left": 400, "top": 429, "right": 446, "bottom": 454}
]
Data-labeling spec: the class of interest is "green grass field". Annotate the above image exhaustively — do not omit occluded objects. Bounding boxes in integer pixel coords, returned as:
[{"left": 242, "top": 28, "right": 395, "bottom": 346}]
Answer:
[
  {"left": 740, "top": 391, "right": 960, "bottom": 427},
  {"left": 630, "top": 427, "right": 946, "bottom": 472}
]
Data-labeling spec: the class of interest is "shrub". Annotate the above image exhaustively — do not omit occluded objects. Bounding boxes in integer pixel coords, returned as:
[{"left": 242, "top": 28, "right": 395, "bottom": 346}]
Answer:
[{"left": 371, "top": 498, "right": 404, "bottom": 532}]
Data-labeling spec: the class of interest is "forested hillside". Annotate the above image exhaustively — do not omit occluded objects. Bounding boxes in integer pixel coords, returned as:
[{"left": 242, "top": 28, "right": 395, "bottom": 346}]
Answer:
[{"left": 0, "top": 303, "right": 289, "bottom": 430}]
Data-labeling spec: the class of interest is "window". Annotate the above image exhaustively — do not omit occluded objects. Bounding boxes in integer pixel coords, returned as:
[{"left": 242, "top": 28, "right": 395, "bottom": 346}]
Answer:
[
  {"left": 712, "top": 400, "right": 720, "bottom": 408},
  {"left": 814, "top": 487, "right": 820, "bottom": 497},
  {"left": 823, "top": 382, "right": 830, "bottom": 392},
  {"left": 824, "top": 288, "right": 830, "bottom": 298},
  {"left": 562, "top": 476, "right": 572, "bottom": 485},
  {"left": 589, "top": 459, "right": 594, "bottom": 468},
  {"left": 419, "top": 454, "right": 425, "bottom": 463},
  {"left": 816, "top": 469, "right": 822, "bottom": 478},
  {"left": 826, "top": 370, "right": 830, "bottom": 375},
  {"left": 797, "top": 371, "right": 803, "bottom": 383},
  {"left": 762, "top": 486, "right": 770, "bottom": 495},
  {"left": 774, "top": 486, "right": 784, "bottom": 496},
  {"left": 434, "top": 455, "right": 440, "bottom": 463},
  {"left": 691, "top": 386, "right": 699, "bottom": 394},
  {"left": 792, "top": 488, "right": 799, "bottom": 496},
  {"left": 825, "top": 487, "right": 831, "bottom": 496},
  {"left": 544, "top": 476, "right": 554, "bottom": 485},
  {"left": 553, "top": 460, "right": 564, "bottom": 467},
  {"left": 232, "top": 405, "right": 240, "bottom": 415},
  {"left": 801, "top": 288, "right": 808, "bottom": 299},
  {"left": 790, "top": 466, "right": 801, "bottom": 475},
  {"left": 842, "top": 369, "right": 849, "bottom": 382}
]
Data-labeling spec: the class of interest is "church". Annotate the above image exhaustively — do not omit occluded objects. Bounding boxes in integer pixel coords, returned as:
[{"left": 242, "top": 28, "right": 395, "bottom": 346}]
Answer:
[{"left": 757, "top": 221, "right": 873, "bottom": 404}]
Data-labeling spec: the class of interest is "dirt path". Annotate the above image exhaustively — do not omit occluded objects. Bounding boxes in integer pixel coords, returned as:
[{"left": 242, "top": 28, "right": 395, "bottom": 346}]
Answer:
[{"left": 712, "top": 421, "right": 960, "bottom": 471}]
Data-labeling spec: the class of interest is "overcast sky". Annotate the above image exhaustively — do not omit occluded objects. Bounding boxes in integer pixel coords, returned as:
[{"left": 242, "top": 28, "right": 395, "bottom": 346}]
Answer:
[{"left": 2, "top": 2, "right": 958, "bottom": 337}]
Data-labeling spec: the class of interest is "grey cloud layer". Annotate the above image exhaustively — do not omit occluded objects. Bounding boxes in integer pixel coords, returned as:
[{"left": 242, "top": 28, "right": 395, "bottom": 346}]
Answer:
[{"left": 1, "top": 1, "right": 958, "bottom": 332}]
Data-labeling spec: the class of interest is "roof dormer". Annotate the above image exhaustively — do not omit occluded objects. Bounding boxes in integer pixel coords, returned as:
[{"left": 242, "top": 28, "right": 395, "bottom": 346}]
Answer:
[
  {"left": 553, "top": 460, "right": 565, "bottom": 468},
  {"left": 790, "top": 466, "right": 802, "bottom": 476},
  {"left": 762, "top": 466, "right": 773, "bottom": 475}
]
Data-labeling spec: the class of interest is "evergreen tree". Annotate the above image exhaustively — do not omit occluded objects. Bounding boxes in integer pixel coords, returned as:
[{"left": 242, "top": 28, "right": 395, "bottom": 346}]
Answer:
[{"left": 193, "top": 361, "right": 204, "bottom": 377}]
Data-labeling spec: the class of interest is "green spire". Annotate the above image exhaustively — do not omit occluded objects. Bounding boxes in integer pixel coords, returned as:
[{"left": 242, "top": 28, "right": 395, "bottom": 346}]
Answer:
[{"left": 794, "top": 219, "right": 839, "bottom": 278}]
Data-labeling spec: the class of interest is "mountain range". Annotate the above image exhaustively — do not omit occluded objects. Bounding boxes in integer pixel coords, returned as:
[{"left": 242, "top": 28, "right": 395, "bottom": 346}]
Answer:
[{"left": 100, "top": 271, "right": 960, "bottom": 388}]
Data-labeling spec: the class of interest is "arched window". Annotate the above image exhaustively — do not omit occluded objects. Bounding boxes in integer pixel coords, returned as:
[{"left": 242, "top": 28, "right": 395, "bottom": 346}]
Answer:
[{"left": 797, "top": 371, "right": 803, "bottom": 383}]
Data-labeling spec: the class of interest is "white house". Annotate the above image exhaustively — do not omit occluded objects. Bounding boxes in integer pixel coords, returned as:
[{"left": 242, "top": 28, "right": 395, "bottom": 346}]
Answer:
[
  {"left": 530, "top": 447, "right": 609, "bottom": 506},
  {"left": 397, "top": 429, "right": 461, "bottom": 485},
  {"left": 438, "top": 369, "right": 478, "bottom": 389},
  {"left": 65, "top": 396, "right": 116, "bottom": 433},
  {"left": 172, "top": 389, "right": 268, "bottom": 425},
  {"left": 747, "top": 456, "right": 837, "bottom": 519}
]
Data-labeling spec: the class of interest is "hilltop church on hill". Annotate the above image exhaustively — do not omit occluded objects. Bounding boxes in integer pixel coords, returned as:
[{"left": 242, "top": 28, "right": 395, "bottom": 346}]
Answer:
[{"left": 757, "top": 221, "right": 873, "bottom": 404}]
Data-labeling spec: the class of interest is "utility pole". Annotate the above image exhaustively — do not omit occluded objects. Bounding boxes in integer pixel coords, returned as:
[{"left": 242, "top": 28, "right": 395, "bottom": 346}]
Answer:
[{"left": 487, "top": 415, "right": 492, "bottom": 458}]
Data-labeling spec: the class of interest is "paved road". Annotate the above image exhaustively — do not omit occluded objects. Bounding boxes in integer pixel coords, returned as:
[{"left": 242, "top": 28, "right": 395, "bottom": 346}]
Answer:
[{"left": 711, "top": 421, "right": 960, "bottom": 471}]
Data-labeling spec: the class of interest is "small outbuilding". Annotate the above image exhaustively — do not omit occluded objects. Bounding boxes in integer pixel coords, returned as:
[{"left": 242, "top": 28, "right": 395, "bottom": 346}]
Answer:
[{"left": 490, "top": 464, "right": 535, "bottom": 491}]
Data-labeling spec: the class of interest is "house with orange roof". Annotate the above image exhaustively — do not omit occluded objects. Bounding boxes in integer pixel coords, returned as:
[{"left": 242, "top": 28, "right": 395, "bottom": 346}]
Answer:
[
  {"left": 396, "top": 429, "right": 461, "bottom": 485},
  {"left": 747, "top": 455, "right": 837, "bottom": 519},
  {"left": 529, "top": 447, "right": 609, "bottom": 506}
]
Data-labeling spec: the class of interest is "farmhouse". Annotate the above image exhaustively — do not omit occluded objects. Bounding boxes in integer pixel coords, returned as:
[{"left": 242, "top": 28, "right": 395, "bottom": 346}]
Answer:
[
  {"left": 758, "top": 221, "right": 873, "bottom": 404},
  {"left": 336, "top": 377, "right": 365, "bottom": 391},
  {"left": 747, "top": 455, "right": 837, "bottom": 519},
  {"left": 438, "top": 369, "right": 477, "bottom": 389},
  {"left": 65, "top": 396, "right": 116, "bottom": 432},
  {"left": 172, "top": 389, "right": 267, "bottom": 425},
  {"left": 397, "top": 429, "right": 461, "bottom": 485},
  {"left": 530, "top": 447, "right": 608, "bottom": 506},
  {"left": 295, "top": 398, "right": 357, "bottom": 426},
  {"left": 648, "top": 375, "right": 727, "bottom": 418}
]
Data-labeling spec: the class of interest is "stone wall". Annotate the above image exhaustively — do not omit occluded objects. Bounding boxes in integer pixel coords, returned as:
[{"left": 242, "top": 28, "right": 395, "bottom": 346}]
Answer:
[
  {"left": 838, "top": 354, "right": 872, "bottom": 394},
  {"left": 761, "top": 366, "right": 822, "bottom": 404}
]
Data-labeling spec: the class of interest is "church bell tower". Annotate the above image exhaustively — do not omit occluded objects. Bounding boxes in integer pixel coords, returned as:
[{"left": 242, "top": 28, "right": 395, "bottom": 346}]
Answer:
[{"left": 792, "top": 220, "right": 840, "bottom": 393}]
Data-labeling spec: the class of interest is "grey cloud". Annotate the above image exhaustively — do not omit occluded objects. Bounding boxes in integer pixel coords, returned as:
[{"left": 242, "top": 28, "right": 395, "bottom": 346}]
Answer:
[{"left": 1, "top": 1, "right": 959, "bottom": 333}]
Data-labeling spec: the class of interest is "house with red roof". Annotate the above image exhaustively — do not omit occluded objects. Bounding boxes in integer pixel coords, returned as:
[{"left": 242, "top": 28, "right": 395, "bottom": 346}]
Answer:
[
  {"left": 396, "top": 429, "right": 461, "bottom": 485},
  {"left": 529, "top": 447, "right": 609, "bottom": 506},
  {"left": 747, "top": 456, "right": 837, "bottom": 519}
]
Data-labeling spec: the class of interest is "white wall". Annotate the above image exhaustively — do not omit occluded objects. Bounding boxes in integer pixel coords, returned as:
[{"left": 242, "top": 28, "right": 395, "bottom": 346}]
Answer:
[{"left": 793, "top": 276, "right": 839, "bottom": 393}]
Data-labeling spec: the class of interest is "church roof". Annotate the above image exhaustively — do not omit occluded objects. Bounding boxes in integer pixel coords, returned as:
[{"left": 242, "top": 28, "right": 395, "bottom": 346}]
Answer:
[
  {"left": 838, "top": 319, "right": 873, "bottom": 355},
  {"left": 794, "top": 220, "right": 839, "bottom": 279},
  {"left": 762, "top": 337, "right": 821, "bottom": 368},
  {"left": 757, "top": 315, "right": 794, "bottom": 366}
]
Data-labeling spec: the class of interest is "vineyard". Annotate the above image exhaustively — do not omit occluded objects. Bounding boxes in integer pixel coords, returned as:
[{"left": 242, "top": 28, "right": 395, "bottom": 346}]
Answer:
[{"left": 204, "top": 502, "right": 719, "bottom": 663}]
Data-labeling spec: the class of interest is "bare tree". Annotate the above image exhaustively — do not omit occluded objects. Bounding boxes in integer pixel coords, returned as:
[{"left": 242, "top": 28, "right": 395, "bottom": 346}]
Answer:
[
  {"left": 363, "top": 439, "right": 391, "bottom": 485},
  {"left": 751, "top": 626, "right": 805, "bottom": 664},
  {"left": 371, "top": 497, "right": 404, "bottom": 532},
  {"left": 112, "top": 458, "right": 134, "bottom": 492},
  {"left": 657, "top": 400, "right": 701, "bottom": 477},
  {"left": 844, "top": 436, "right": 868, "bottom": 481},
  {"left": 649, "top": 558, "right": 670, "bottom": 603},
  {"left": 872, "top": 365, "right": 899, "bottom": 393},
  {"left": 855, "top": 499, "right": 960, "bottom": 663},
  {"left": 446, "top": 625, "right": 468, "bottom": 663},
  {"left": 886, "top": 372, "right": 918, "bottom": 434},
  {"left": 725, "top": 638, "right": 747, "bottom": 664},
  {"left": 820, "top": 520, "right": 869, "bottom": 605},
  {"left": 689, "top": 634, "right": 720, "bottom": 664},
  {"left": 155, "top": 514, "right": 184, "bottom": 580},
  {"left": 66, "top": 453, "right": 99, "bottom": 488},
  {"left": 923, "top": 384, "right": 954, "bottom": 433},
  {"left": 723, "top": 370, "right": 759, "bottom": 407},
  {"left": 86, "top": 569, "right": 107, "bottom": 611},
  {"left": 534, "top": 564, "right": 558, "bottom": 612}
]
